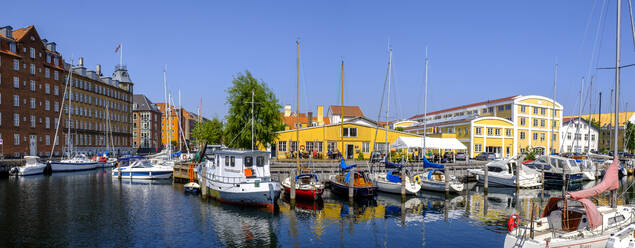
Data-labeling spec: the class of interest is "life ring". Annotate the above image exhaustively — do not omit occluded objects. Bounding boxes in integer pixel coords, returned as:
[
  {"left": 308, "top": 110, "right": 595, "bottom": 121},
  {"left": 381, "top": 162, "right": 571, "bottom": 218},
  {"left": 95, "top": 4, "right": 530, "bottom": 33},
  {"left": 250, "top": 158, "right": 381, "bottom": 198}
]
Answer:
[
  {"left": 300, "top": 145, "right": 305, "bottom": 151},
  {"left": 413, "top": 175, "right": 422, "bottom": 184},
  {"left": 507, "top": 214, "right": 519, "bottom": 232}
]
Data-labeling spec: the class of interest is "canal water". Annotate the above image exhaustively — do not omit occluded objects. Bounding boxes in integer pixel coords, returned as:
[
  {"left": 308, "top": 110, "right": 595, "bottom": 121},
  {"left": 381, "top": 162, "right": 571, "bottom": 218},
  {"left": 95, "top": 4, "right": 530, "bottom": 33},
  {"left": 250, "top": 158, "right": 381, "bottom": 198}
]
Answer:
[{"left": 2, "top": 169, "right": 635, "bottom": 247}]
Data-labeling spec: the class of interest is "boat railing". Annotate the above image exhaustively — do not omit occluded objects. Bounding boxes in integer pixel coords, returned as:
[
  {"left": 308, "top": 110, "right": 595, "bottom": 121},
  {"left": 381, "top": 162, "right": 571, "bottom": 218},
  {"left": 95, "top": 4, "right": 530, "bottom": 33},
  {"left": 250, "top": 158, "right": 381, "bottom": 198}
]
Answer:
[{"left": 202, "top": 174, "right": 246, "bottom": 184}]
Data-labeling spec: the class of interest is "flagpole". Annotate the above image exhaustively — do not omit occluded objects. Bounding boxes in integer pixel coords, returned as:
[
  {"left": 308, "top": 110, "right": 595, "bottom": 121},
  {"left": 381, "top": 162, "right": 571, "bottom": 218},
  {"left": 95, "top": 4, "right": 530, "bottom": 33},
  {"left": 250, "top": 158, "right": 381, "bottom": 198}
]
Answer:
[{"left": 120, "top": 43, "right": 123, "bottom": 67}]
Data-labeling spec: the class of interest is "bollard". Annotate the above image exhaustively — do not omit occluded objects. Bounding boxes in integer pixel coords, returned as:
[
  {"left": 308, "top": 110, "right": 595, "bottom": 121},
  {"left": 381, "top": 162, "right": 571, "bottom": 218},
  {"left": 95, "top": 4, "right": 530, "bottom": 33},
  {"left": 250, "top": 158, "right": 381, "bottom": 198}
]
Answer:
[
  {"left": 483, "top": 162, "right": 488, "bottom": 194},
  {"left": 444, "top": 166, "right": 450, "bottom": 195},
  {"left": 401, "top": 170, "right": 406, "bottom": 201},
  {"left": 595, "top": 160, "right": 599, "bottom": 180},
  {"left": 117, "top": 161, "right": 122, "bottom": 180},
  {"left": 290, "top": 169, "right": 296, "bottom": 201},
  {"left": 348, "top": 167, "right": 355, "bottom": 200},
  {"left": 515, "top": 161, "right": 520, "bottom": 191},
  {"left": 201, "top": 167, "right": 207, "bottom": 198}
]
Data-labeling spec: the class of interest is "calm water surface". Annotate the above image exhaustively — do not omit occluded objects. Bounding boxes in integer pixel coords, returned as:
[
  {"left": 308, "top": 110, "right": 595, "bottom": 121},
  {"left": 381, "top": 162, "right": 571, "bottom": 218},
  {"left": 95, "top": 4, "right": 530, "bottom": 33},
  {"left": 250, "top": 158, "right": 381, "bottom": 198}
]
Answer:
[{"left": 2, "top": 169, "right": 635, "bottom": 247}]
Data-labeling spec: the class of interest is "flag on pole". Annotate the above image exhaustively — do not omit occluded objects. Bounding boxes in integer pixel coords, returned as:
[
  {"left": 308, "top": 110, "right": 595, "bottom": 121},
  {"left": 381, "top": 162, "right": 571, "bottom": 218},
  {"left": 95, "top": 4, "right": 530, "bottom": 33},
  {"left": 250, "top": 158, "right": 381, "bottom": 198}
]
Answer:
[{"left": 114, "top": 44, "right": 121, "bottom": 53}]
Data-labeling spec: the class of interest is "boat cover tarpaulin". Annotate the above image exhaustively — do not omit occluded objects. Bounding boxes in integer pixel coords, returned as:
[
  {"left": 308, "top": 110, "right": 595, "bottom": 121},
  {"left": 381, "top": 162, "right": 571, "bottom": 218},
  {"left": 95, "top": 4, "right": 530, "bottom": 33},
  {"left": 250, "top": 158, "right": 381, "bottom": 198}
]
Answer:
[
  {"left": 390, "top": 137, "right": 467, "bottom": 150},
  {"left": 423, "top": 156, "right": 444, "bottom": 169},
  {"left": 340, "top": 159, "right": 357, "bottom": 171},
  {"left": 568, "top": 158, "right": 619, "bottom": 200},
  {"left": 541, "top": 197, "right": 603, "bottom": 229},
  {"left": 384, "top": 160, "right": 403, "bottom": 169},
  {"left": 386, "top": 170, "right": 402, "bottom": 183}
]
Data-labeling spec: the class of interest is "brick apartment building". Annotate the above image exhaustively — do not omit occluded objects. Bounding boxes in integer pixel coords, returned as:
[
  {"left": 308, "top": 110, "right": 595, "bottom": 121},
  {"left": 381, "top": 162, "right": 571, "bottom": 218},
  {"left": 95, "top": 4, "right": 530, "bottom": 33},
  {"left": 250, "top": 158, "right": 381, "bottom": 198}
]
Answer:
[
  {"left": 63, "top": 57, "right": 134, "bottom": 156},
  {"left": 0, "top": 25, "right": 64, "bottom": 158},
  {"left": 132, "top": 94, "right": 162, "bottom": 152}
]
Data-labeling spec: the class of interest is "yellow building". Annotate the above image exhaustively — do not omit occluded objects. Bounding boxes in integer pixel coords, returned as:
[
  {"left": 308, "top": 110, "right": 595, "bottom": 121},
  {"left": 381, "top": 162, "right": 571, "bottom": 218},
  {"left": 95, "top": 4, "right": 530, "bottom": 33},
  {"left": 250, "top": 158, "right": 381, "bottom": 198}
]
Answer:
[
  {"left": 272, "top": 117, "right": 420, "bottom": 159},
  {"left": 404, "top": 95, "right": 563, "bottom": 158}
]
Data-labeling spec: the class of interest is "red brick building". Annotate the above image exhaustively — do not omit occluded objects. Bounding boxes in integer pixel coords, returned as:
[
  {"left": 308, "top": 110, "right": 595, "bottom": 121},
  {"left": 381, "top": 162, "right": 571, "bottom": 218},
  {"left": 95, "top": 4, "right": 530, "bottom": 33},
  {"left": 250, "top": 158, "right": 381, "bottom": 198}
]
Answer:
[
  {"left": 0, "top": 25, "right": 64, "bottom": 158},
  {"left": 132, "top": 94, "right": 162, "bottom": 152}
]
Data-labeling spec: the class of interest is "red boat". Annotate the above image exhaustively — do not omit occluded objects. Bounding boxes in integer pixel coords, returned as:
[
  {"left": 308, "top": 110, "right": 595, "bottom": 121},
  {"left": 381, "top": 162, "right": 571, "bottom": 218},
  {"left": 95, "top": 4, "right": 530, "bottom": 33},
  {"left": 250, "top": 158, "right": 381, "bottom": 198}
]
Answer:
[{"left": 281, "top": 174, "right": 325, "bottom": 200}]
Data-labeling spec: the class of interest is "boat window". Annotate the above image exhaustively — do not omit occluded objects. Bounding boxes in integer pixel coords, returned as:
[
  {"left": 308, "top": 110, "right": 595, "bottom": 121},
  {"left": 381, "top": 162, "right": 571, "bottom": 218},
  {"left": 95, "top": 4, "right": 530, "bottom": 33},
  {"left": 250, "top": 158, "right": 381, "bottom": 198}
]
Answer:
[
  {"left": 568, "top": 160, "right": 577, "bottom": 168},
  {"left": 487, "top": 166, "right": 503, "bottom": 173},
  {"left": 256, "top": 156, "right": 265, "bottom": 167},
  {"left": 225, "top": 156, "right": 229, "bottom": 167},
  {"left": 550, "top": 158, "right": 557, "bottom": 167},
  {"left": 230, "top": 156, "right": 235, "bottom": 167},
  {"left": 558, "top": 160, "right": 567, "bottom": 169},
  {"left": 609, "top": 215, "right": 626, "bottom": 225},
  {"left": 244, "top": 156, "right": 253, "bottom": 167}
]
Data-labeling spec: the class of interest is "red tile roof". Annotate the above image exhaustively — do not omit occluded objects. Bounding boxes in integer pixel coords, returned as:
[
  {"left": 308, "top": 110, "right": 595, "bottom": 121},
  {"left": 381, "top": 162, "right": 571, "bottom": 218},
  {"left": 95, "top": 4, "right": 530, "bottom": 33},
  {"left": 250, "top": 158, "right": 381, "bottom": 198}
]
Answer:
[
  {"left": 408, "top": 95, "right": 519, "bottom": 120},
  {"left": 281, "top": 113, "right": 330, "bottom": 129},
  {"left": 328, "top": 105, "right": 364, "bottom": 117}
]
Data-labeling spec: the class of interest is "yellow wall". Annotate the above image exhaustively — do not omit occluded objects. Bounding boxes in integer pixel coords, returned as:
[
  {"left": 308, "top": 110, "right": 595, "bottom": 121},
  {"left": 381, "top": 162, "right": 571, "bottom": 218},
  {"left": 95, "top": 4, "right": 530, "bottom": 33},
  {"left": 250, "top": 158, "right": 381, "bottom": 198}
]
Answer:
[
  {"left": 273, "top": 123, "right": 420, "bottom": 159},
  {"left": 471, "top": 118, "right": 514, "bottom": 157}
]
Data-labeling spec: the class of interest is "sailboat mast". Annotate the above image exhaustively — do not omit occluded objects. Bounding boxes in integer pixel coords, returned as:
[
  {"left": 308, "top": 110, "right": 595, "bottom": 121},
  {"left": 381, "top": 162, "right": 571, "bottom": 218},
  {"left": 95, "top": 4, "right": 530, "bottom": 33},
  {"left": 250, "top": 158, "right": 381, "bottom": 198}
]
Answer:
[
  {"left": 587, "top": 77, "right": 593, "bottom": 155},
  {"left": 385, "top": 48, "right": 393, "bottom": 161},
  {"left": 612, "top": 0, "right": 622, "bottom": 208},
  {"left": 341, "top": 60, "right": 344, "bottom": 159},
  {"left": 296, "top": 40, "right": 300, "bottom": 170},
  {"left": 423, "top": 50, "right": 429, "bottom": 157},
  {"left": 163, "top": 67, "right": 169, "bottom": 156},
  {"left": 575, "top": 77, "right": 585, "bottom": 152},
  {"left": 67, "top": 60, "right": 73, "bottom": 159},
  {"left": 252, "top": 90, "right": 255, "bottom": 151},
  {"left": 179, "top": 88, "right": 182, "bottom": 152},
  {"left": 550, "top": 64, "right": 557, "bottom": 156}
]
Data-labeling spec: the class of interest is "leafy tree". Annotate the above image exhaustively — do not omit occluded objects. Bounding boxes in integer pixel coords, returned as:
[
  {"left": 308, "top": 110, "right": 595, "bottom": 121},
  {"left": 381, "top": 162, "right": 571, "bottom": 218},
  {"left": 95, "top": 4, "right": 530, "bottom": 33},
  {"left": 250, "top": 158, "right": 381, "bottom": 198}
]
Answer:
[
  {"left": 192, "top": 118, "right": 224, "bottom": 145},
  {"left": 357, "top": 152, "right": 365, "bottom": 160},
  {"left": 171, "top": 140, "right": 178, "bottom": 148},
  {"left": 394, "top": 127, "right": 405, "bottom": 132},
  {"left": 224, "top": 71, "right": 285, "bottom": 149},
  {"left": 626, "top": 121, "right": 635, "bottom": 153}
]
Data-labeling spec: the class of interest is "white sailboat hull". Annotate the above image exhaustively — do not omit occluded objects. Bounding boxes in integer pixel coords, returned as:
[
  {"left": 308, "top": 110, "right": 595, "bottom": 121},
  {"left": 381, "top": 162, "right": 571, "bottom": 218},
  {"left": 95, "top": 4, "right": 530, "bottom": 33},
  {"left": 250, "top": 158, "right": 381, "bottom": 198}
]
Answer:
[
  {"left": 373, "top": 174, "right": 420, "bottom": 194},
  {"left": 51, "top": 162, "right": 99, "bottom": 172},
  {"left": 112, "top": 167, "right": 173, "bottom": 180},
  {"left": 469, "top": 170, "right": 542, "bottom": 188},
  {"left": 419, "top": 179, "right": 463, "bottom": 192}
]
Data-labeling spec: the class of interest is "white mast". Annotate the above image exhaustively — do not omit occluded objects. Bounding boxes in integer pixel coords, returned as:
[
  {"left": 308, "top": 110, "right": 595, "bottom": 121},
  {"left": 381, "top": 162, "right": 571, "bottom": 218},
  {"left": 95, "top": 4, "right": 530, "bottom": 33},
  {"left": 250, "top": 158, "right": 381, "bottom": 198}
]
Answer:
[
  {"left": 611, "top": 0, "right": 622, "bottom": 208},
  {"left": 385, "top": 48, "right": 393, "bottom": 161},
  {"left": 252, "top": 90, "right": 255, "bottom": 151},
  {"left": 67, "top": 60, "right": 74, "bottom": 159},
  {"left": 587, "top": 77, "right": 593, "bottom": 155},
  {"left": 178, "top": 88, "right": 182, "bottom": 152},
  {"left": 575, "top": 77, "right": 584, "bottom": 152},
  {"left": 423, "top": 48, "right": 429, "bottom": 157}
]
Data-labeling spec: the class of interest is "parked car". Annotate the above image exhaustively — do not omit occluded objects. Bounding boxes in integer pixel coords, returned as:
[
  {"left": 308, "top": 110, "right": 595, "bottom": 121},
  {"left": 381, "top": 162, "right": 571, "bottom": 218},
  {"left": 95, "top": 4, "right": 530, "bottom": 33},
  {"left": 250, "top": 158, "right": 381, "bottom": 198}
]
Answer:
[
  {"left": 455, "top": 152, "right": 466, "bottom": 161},
  {"left": 475, "top": 152, "right": 496, "bottom": 160}
]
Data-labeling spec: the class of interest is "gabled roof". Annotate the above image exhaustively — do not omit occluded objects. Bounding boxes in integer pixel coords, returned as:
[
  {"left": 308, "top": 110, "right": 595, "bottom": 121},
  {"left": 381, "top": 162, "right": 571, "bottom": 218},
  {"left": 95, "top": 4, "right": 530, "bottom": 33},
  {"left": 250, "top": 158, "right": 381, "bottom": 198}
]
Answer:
[
  {"left": 328, "top": 105, "right": 364, "bottom": 117},
  {"left": 133, "top": 94, "right": 161, "bottom": 113},
  {"left": 408, "top": 95, "right": 519, "bottom": 120},
  {"left": 11, "top": 26, "right": 32, "bottom": 41},
  {"left": 281, "top": 113, "right": 330, "bottom": 129}
]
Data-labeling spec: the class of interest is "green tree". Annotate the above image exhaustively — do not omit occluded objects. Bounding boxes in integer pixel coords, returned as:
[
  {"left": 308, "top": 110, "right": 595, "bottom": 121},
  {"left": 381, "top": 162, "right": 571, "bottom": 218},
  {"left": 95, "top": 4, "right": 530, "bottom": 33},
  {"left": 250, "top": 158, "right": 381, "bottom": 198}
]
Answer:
[
  {"left": 171, "top": 140, "right": 178, "bottom": 148},
  {"left": 394, "top": 127, "right": 405, "bottom": 132},
  {"left": 626, "top": 121, "right": 635, "bottom": 153},
  {"left": 224, "top": 71, "right": 285, "bottom": 149},
  {"left": 192, "top": 118, "right": 224, "bottom": 145}
]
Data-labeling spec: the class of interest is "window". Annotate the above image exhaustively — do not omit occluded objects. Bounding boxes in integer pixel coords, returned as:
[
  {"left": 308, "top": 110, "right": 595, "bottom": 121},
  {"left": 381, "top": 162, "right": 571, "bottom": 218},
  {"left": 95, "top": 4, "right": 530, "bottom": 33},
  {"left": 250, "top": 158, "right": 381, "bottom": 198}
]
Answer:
[
  {"left": 54, "top": 85, "right": 59, "bottom": 95},
  {"left": 30, "top": 98, "right": 35, "bottom": 109},
  {"left": 244, "top": 156, "right": 253, "bottom": 167},
  {"left": 567, "top": 133, "right": 572, "bottom": 140},
  {"left": 13, "top": 114, "right": 19, "bottom": 127},
  {"left": 30, "top": 80, "right": 35, "bottom": 91},
  {"left": 45, "top": 84, "right": 50, "bottom": 94},
  {"left": 495, "top": 128, "right": 501, "bottom": 136},
  {"left": 306, "top": 141, "right": 314, "bottom": 152},
  {"left": 475, "top": 127, "right": 482, "bottom": 135},
  {"left": 9, "top": 42, "right": 16, "bottom": 53},
  {"left": 14, "top": 134, "right": 19, "bottom": 145},
  {"left": 575, "top": 133, "right": 581, "bottom": 140},
  {"left": 362, "top": 142, "right": 370, "bottom": 153},
  {"left": 316, "top": 142, "right": 323, "bottom": 152},
  {"left": 475, "top": 144, "right": 482, "bottom": 152},
  {"left": 488, "top": 107, "right": 494, "bottom": 113},
  {"left": 44, "top": 100, "right": 50, "bottom": 111},
  {"left": 505, "top": 104, "right": 511, "bottom": 110},
  {"left": 224, "top": 156, "right": 229, "bottom": 166},
  {"left": 540, "top": 133, "right": 545, "bottom": 141},
  {"left": 520, "top": 117, "right": 526, "bottom": 126},
  {"left": 13, "top": 59, "right": 19, "bottom": 71},
  {"left": 328, "top": 142, "right": 337, "bottom": 152},
  {"left": 521, "top": 105, "right": 526, "bottom": 113},
  {"left": 506, "top": 129, "right": 512, "bottom": 137},
  {"left": 540, "top": 119, "right": 545, "bottom": 127},
  {"left": 533, "top": 133, "right": 538, "bottom": 140},
  {"left": 13, "top": 95, "right": 19, "bottom": 107},
  {"left": 487, "top": 128, "right": 493, "bottom": 136},
  {"left": 290, "top": 141, "right": 297, "bottom": 152},
  {"left": 30, "top": 115, "right": 35, "bottom": 128},
  {"left": 45, "top": 68, "right": 50, "bottom": 78},
  {"left": 584, "top": 134, "right": 589, "bottom": 140},
  {"left": 230, "top": 156, "right": 235, "bottom": 167},
  {"left": 533, "top": 119, "right": 538, "bottom": 127},
  {"left": 29, "top": 47, "right": 35, "bottom": 58},
  {"left": 498, "top": 105, "right": 505, "bottom": 111},
  {"left": 552, "top": 134, "right": 557, "bottom": 141},
  {"left": 343, "top": 127, "right": 357, "bottom": 137},
  {"left": 45, "top": 117, "right": 50, "bottom": 129},
  {"left": 54, "top": 102, "right": 59, "bottom": 112},
  {"left": 520, "top": 132, "right": 526, "bottom": 139},
  {"left": 30, "top": 64, "right": 35, "bottom": 75},
  {"left": 13, "top": 76, "right": 19, "bottom": 88},
  {"left": 591, "top": 134, "right": 595, "bottom": 141},
  {"left": 54, "top": 70, "right": 59, "bottom": 80},
  {"left": 533, "top": 107, "right": 538, "bottom": 114},
  {"left": 45, "top": 135, "right": 51, "bottom": 145},
  {"left": 54, "top": 57, "right": 59, "bottom": 66},
  {"left": 253, "top": 156, "right": 264, "bottom": 167},
  {"left": 482, "top": 108, "right": 487, "bottom": 113},
  {"left": 541, "top": 108, "right": 546, "bottom": 115}
]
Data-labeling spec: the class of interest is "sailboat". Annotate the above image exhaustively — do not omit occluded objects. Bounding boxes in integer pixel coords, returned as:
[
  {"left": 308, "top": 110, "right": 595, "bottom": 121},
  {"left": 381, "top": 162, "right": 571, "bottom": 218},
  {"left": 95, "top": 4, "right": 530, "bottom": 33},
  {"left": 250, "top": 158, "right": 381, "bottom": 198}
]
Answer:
[
  {"left": 415, "top": 157, "right": 464, "bottom": 192},
  {"left": 504, "top": 1, "right": 635, "bottom": 246},
  {"left": 328, "top": 159, "right": 378, "bottom": 197},
  {"left": 374, "top": 159, "right": 421, "bottom": 194},
  {"left": 50, "top": 60, "right": 99, "bottom": 172},
  {"left": 280, "top": 41, "right": 325, "bottom": 200}
]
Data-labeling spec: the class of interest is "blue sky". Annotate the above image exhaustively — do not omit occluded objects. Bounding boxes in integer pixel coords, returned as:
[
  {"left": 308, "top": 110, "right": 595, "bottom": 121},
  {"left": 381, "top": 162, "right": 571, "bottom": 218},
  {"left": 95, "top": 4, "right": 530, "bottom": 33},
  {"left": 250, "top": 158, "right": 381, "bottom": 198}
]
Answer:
[{"left": 5, "top": 0, "right": 635, "bottom": 120}]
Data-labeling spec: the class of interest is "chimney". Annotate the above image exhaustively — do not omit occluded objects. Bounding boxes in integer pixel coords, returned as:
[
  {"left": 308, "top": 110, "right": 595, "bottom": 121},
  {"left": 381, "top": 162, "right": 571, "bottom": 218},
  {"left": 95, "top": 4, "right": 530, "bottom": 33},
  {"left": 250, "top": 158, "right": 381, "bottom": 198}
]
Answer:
[
  {"left": 284, "top": 104, "right": 292, "bottom": 117},
  {"left": 317, "top": 105, "right": 324, "bottom": 126},
  {"left": 78, "top": 57, "right": 84, "bottom": 67},
  {"left": 307, "top": 112, "right": 313, "bottom": 127},
  {"left": 96, "top": 64, "right": 102, "bottom": 76},
  {"left": 0, "top": 26, "right": 13, "bottom": 38}
]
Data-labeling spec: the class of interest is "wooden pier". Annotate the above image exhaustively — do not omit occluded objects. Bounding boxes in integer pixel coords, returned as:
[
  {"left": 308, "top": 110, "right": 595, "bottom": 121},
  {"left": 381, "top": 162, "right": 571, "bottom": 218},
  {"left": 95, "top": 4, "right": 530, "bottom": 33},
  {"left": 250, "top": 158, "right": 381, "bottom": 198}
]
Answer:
[{"left": 173, "top": 162, "right": 197, "bottom": 183}]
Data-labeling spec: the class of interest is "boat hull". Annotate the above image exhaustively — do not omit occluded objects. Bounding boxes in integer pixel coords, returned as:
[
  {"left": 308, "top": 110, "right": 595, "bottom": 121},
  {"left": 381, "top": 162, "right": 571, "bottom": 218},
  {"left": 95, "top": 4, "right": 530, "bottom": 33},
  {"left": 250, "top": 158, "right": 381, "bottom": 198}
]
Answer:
[
  {"left": 202, "top": 179, "right": 281, "bottom": 208},
  {"left": 112, "top": 169, "right": 172, "bottom": 180},
  {"left": 375, "top": 179, "right": 420, "bottom": 194},
  {"left": 504, "top": 232, "right": 610, "bottom": 248},
  {"left": 13, "top": 165, "right": 47, "bottom": 176},
  {"left": 328, "top": 179, "right": 377, "bottom": 198},
  {"left": 543, "top": 171, "right": 584, "bottom": 184},
  {"left": 283, "top": 186, "right": 324, "bottom": 199},
  {"left": 420, "top": 180, "right": 464, "bottom": 192},
  {"left": 50, "top": 162, "right": 99, "bottom": 172}
]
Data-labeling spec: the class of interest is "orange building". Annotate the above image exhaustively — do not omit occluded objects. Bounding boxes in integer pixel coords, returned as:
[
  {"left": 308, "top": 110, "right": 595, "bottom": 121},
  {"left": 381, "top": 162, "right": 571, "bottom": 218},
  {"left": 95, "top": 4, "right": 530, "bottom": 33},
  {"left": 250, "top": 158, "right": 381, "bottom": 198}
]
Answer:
[{"left": 156, "top": 103, "right": 202, "bottom": 150}]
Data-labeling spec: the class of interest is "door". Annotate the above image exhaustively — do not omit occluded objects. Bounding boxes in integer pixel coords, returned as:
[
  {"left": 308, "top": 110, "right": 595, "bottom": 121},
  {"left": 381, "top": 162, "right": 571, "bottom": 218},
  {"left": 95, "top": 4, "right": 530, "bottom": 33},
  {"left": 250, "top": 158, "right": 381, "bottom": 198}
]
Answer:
[
  {"left": 346, "top": 144, "right": 354, "bottom": 159},
  {"left": 29, "top": 135, "right": 37, "bottom": 156}
]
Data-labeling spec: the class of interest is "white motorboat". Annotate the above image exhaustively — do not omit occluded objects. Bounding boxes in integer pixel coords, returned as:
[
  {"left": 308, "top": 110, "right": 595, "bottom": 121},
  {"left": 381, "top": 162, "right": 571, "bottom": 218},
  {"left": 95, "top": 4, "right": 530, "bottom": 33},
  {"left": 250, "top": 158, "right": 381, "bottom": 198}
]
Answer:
[
  {"left": 523, "top": 155, "right": 584, "bottom": 184},
  {"left": 577, "top": 159, "right": 598, "bottom": 181},
  {"left": 504, "top": 159, "right": 635, "bottom": 248},
  {"left": 9, "top": 156, "right": 47, "bottom": 176},
  {"left": 112, "top": 159, "right": 172, "bottom": 180},
  {"left": 184, "top": 182, "right": 200, "bottom": 193},
  {"left": 50, "top": 154, "right": 99, "bottom": 172},
  {"left": 197, "top": 149, "right": 281, "bottom": 208},
  {"left": 414, "top": 157, "right": 463, "bottom": 193},
  {"left": 468, "top": 159, "right": 542, "bottom": 188}
]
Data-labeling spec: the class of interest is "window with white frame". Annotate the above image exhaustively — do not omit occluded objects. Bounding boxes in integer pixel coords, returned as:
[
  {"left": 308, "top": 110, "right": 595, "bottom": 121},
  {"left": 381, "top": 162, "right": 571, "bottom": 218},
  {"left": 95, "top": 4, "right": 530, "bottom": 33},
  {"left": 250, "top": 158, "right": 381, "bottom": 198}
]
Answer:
[
  {"left": 541, "top": 108, "right": 546, "bottom": 115},
  {"left": 13, "top": 95, "right": 19, "bottom": 107},
  {"left": 475, "top": 144, "right": 482, "bottom": 152},
  {"left": 45, "top": 83, "right": 50, "bottom": 94},
  {"left": 30, "top": 98, "right": 35, "bottom": 109},
  {"left": 520, "top": 117, "right": 526, "bottom": 126},
  {"left": 306, "top": 141, "right": 314, "bottom": 152},
  {"left": 541, "top": 119, "right": 545, "bottom": 127},
  {"left": 533, "top": 119, "right": 538, "bottom": 126},
  {"left": 45, "top": 117, "right": 50, "bottom": 129},
  {"left": 343, "top": 127, "right": 357, "bottom": 137},
  {"left": 30, "top": 64, "right": 35, "bottom": 75},
  {"left": 533, "top": 133, "right": 538, "bottom": 140},
  {"left": 14, "top": 133, "right": 19, "bottom": 145},
  {"left": 30, "top": 115, "right": 35, "bottom": 128},
  {"left": 506, "top": 129, "right": 512, "bottom": 136},
  {"left": 45, "top": 68, "right": 50, "bottom": 78},
  {"left": 277, "top": 141, "right": 286, "bottom": 152},
  {"left": 13, "top": 76, "right": 18, "bottom": 88},
  {"left": 475, "top": 127, "right": 482, "bottom": 135},
  {"left": 487, "top": 128, "right": 493, "bottom": 136},
  {"left": 521, "top": 105, "right": 526, "bottom": 113},
  {"left": 495, "top": 128, "right": 501, "bottom": 136},
  {"left": 13, "top": 114, "right": 19, "bottom": 127},
  {"left": 54, "top": 101, "right": 59, "bottom": 112},
  {"left": 45, "top": 100, "right": 50, "bottom": 111},
  {"left": 54, "top": 70, "right": 59, "bottom": 80},
  {"left": 533, "top": 107, "right": 538, "bottom": 114},
  {"left": 13, "top": 59, "right": 19, "bottom": 71},
  {"left": 54, "top": 85, "right": 59, "bottom": 95},
  {"left": 540, "top": 133, "right": 545, "bottom": 141},
  {"left": 45, "top": 135, "right": 50, "bottom": 145},
  {"left": 29, "top": 47, "right": 35, "bottom": 58},
  {"left": 30, "top": 80, "right": 35, "bottom": 91},
  {"left": 290, "top": 141, "right": 297, "bottom": 152},
  {"left": 362, "top": 142, "right": 370, "bottom": 153}
]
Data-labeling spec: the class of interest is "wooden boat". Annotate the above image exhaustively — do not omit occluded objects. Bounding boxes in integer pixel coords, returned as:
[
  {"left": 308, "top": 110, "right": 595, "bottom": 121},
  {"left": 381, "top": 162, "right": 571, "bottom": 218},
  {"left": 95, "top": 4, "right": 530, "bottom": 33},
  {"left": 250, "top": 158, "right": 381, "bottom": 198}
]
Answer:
[
  {"left": 281, "top": 173, "right": 325, "bottom": 199},
  {"left": 328, "top": 159, "right": 377, "bottom": 198}
]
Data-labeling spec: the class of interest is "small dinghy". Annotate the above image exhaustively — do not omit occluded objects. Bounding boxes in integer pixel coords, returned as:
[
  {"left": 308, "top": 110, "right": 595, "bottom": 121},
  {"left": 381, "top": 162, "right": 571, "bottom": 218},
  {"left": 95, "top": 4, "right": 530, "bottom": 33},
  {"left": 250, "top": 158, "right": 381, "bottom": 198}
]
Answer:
[{"left": 184, "top": 182, "right": 200, "bottom": 193}]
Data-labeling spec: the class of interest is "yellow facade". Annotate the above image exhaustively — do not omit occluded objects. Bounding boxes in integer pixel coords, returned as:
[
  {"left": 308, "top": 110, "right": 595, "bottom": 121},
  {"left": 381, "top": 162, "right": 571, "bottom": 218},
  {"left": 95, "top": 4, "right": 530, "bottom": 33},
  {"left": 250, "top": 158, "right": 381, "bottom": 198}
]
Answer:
[{"left": 273, "top": 122, "right": 420, "bottom": 159}]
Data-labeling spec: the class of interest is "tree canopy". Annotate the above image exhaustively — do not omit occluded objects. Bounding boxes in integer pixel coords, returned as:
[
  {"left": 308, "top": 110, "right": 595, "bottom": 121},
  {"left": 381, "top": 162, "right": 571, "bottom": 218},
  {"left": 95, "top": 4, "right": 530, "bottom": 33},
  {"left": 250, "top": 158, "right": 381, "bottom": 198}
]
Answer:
[
  {"left": 191, "top": 118, "right": 224, "bottom": 145},
  {"left": 224, "top": 71, "right": 284, "bottom": 149},
  {"left": 626, "top": 121, "right": 635, "bottom": 153}
]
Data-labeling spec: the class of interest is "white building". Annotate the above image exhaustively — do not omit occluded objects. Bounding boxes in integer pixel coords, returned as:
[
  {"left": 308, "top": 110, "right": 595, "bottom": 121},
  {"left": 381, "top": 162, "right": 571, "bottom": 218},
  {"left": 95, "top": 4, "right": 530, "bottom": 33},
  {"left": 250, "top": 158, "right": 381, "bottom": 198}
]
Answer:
[{"left": 559, "top": 117, "right": 599, "bottom": 153}]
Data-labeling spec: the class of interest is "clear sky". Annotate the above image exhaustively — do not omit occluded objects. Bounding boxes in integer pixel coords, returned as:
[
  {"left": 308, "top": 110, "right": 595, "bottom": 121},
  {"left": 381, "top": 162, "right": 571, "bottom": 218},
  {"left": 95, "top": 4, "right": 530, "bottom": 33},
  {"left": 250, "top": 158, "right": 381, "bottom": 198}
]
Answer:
[{"left": 5, "top": 0, "right": 635, "bottom": 120}]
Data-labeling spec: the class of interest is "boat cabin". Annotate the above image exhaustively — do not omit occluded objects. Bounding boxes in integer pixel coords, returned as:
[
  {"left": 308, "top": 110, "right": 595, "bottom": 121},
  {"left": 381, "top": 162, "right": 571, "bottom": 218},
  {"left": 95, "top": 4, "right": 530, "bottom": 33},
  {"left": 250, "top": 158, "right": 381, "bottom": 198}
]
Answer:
[
  {"left": 205, "top": 149, "right": 272, "bottom": 180},
  {"left": 533, "top": 156, "right": 580, "bottom": 173},
  {"left": 486, "top": 160, "right": 519, "bottom": 175}
]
